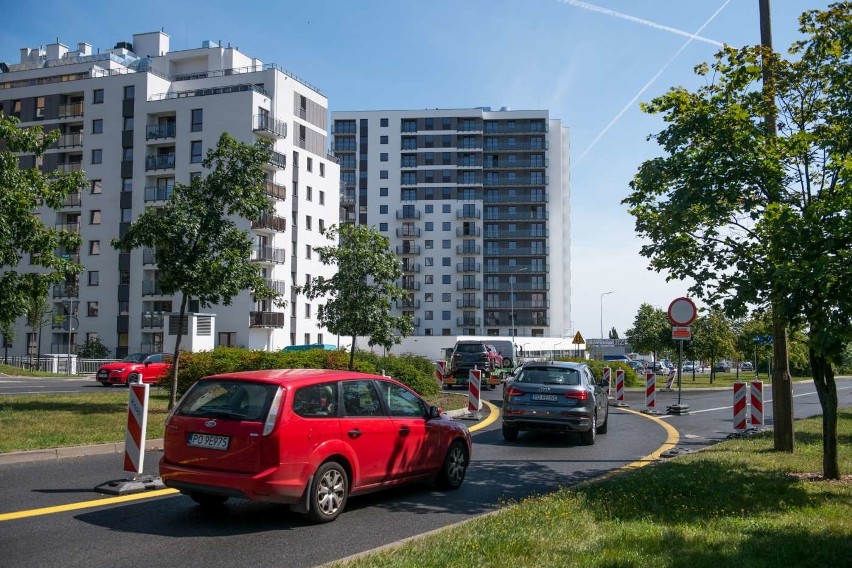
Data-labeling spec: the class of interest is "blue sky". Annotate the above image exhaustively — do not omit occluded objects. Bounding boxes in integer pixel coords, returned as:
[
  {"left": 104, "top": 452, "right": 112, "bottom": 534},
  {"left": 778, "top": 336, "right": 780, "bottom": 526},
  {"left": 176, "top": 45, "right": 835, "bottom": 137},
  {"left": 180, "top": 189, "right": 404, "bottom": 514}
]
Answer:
[{"left": 1, "top": 0, "right": 831, "bottom": 339}]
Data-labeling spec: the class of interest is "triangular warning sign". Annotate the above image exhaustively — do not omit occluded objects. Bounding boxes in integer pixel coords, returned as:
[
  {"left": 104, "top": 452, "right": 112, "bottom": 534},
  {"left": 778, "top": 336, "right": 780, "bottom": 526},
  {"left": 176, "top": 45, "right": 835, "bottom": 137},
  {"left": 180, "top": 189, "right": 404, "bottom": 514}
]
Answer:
[{"left": 572, "top": 331, "right": 585, "bottom": 345}]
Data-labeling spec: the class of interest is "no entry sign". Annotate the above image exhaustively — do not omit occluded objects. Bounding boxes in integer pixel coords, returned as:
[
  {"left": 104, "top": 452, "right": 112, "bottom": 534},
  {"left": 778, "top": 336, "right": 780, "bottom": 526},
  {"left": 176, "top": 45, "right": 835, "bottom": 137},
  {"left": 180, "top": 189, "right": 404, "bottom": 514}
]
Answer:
[{"left": 668, "top": 297, "right": 697, "bottom": 326}]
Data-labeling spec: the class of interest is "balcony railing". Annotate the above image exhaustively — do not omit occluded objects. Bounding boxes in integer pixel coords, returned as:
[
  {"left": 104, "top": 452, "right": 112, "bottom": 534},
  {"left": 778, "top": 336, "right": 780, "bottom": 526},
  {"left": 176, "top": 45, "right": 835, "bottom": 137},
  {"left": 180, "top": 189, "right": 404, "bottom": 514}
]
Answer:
[
  {"left": 264, "top": 279, "right": 287, "bottom": 295},
  {"left": 483, "top": 142, "right": 548, "bottom": 152},
  {"left": 483, "top": 123, "right": 548, "bottom": 134},
  {"left": 146, "top": 123, "right": 176, "bottom": 140},
  {"left": 484, "top": 264, "right": 547, "bottom": 274},
  {"left": 396, "top": 210, "right": 421, "bottom": 220},
  {"left": 142, "top": 281, "right": 163, "bottom": 295},
  {"left": 396, "top": 227, "right": 421, "bottom": 238},
  {"left": 396, "top": 244, "right": 421, "bottom": 255},
  {"left": 456, "top": 262, "right": 481, "bottom": 273},
  {"left": 484, "top": 246, "right": 549, "bottom": 257},
  {"left": 254, "top": 114, "right": 288, "bottom": 138},
  {"left": 58, "top": 250, "right": 80, "bottom": 263},
  {"left": 456, "top": 281, "right": 481, "bottom": 291},
  {"left": 267, "top": 151, "right": 287, "bottom": 169},
  {"left": 396, "top": 299, "right": 421, "bottom": 309},
  {"left": 483, "top": 193, "right": 549, "bottom": 204},
  {"left": 55, "top": 222, "right": 81, "bottom": 233},
  {"left": 58, "top": 162, "right": 83, "bottom": 173},
  {"left": 456, "top": 317, "right": 482, "bottom": 326},
  {"left": 456, "top": 209, "right": 481, "bottom": 219},
  {"left": 57, "top": 133, "right": 83, "bottom": 148},
  {"left": 145, "top": 154, "right": 176, "bottom": 170},
  {"left": 457, "top": 244, "right": 481, "bottom": 255},
  {"left": 142, "top": 248, "right": 156, "bottom": 265},
  {"left": 401, "top": 263, "right": 421, "bottom": 273},
  {"left": 341, "top": 191, "right": 356, "bottom": 206},
  {"left": 251, "top": 244, "right": 287, "bottom": 263},
  {"left": 58, "top": 102, "right": 84, "bottom": 118},
  {"left": 61, "top": 192, "right": 82, "bottom": 208},
  {"left": 264, "top": 181, "right": 287, "bottom": 201},
  {"left": 401, "top": 281, "right": 420, "bottom": 291},
  {"left": 252, "top": 213, "right": 287, "bottom": 232},
  {"left": 456, "top": 227, "right": 481, "bottom": 237},
  {"left": 456, "top": 299, "right": 482, "bottom": 308},
  {"left": 141, "top": 312, "right": 165, "bottom": 328},
  {"left": 52, "top": 283, "right": 79, "bottom": 298},
  {"left": 484, "top": 228, "right": 549, "bottom": 239},
  {"left": 144, "top": 185, "right": 174, "bottom": 202},
  {"left": 484, "top": 158, "right": 548, "bottom": 169},
  {"left": 249, "top": 311, "right": 285, "bottom": 328}
]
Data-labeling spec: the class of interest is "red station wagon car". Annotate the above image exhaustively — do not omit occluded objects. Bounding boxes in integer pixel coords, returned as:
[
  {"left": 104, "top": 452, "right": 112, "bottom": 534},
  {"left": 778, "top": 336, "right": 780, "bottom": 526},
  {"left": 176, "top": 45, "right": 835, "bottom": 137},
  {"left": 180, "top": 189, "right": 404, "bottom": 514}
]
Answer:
[
  {"left": 96, "top": 353, "right": 173, "bottom": 386},
  {"left": 159, "top": 369, "right": 472, "bottom": 523}
]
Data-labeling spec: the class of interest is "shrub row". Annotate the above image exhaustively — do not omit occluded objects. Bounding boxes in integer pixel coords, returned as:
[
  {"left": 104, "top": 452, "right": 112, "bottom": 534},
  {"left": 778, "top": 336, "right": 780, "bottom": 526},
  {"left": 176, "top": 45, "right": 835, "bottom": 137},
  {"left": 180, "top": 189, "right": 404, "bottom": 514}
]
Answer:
[
  {"left": 160, "top": 347, "right": 441, "bottom": 399},
  {"left": 556, "top": 357, "right": 641, "bottom": 388}
]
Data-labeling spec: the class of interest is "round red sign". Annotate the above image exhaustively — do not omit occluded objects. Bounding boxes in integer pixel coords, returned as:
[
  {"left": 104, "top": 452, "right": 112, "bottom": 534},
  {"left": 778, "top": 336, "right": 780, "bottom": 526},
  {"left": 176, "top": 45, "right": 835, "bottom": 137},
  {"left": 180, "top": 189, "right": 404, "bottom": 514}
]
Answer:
[{"left": 668, "top": 297, "right": 697, "bottom": 326}]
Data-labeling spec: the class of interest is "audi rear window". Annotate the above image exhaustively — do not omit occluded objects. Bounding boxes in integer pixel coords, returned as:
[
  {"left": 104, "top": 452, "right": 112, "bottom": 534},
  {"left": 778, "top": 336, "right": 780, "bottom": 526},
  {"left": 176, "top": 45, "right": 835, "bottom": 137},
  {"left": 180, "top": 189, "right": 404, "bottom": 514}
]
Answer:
[
  {"left": 455, "top": 343, "right": 486, "bottom": 353},
  {"left": 175, "top": 380, "right": 278, "bottom": 421},
  {"left": 516, "top": 368, "right": 581, "bottom": 385}
]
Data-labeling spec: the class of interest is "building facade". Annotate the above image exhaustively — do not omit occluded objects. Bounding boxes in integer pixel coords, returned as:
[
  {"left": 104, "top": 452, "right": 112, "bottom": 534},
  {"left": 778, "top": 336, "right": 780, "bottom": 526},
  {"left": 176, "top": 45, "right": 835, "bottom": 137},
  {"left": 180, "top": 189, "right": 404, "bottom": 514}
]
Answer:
[
  {"left": 331, "top": 108, "right": 570, "bottom": 340},
  {"left": 1, "top": 31, "right": 340, "bottom": 358}
]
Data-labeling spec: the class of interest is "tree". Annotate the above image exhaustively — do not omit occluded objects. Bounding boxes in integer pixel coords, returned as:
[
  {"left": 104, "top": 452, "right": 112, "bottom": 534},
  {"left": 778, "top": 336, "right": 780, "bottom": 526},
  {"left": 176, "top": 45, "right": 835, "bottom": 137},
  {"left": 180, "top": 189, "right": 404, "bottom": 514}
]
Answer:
[
  {"left": 624, "top": 3, "right": 852, "bottom": 477},
  {"left": 112, "top": 133, "right": 281, "bottom": 408},
  {"left": 625, "top": 304, "right": 674, "bottom": 364},
  {"left": 0, "top": 319, "right": 14, "bottom": 364},
  {"left": 77, "top": 337, "right": 110, "bottom": 359},
  {"left": 25, "top": 291, "right": 52, "bottom": 369},
  {"left": 691, "top": 311, "right": 735, "bottom": 383},
  {"left": 0, "top": 115, "right": 84, "bottom": 332},
  {"left": 608, "top": 327, "right": 619, "bottom": 340},
  {"left": 298, "top": 224, "right": 413, "bottom": 370}
]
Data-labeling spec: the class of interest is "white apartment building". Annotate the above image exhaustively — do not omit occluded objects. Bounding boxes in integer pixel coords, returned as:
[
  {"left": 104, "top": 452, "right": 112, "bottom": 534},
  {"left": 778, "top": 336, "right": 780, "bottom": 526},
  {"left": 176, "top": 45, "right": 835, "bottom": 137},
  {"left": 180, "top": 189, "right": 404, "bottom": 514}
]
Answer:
[
  {"left": 331, "top": 108, "right": 570, "bottom": 340},
  {"left": 1, "top": 31, "right": 340, "bottom": 358}
]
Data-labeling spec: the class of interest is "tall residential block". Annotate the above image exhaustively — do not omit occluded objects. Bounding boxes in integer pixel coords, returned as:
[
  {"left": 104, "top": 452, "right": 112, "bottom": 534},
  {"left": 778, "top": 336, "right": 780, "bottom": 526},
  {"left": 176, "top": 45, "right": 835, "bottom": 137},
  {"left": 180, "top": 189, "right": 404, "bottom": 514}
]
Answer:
[
  {"left": 1, "top": 31, "right": 340, "bottom": 358},
  {"left": 331, "top": 108, "right": 570, "bottom": 340}
]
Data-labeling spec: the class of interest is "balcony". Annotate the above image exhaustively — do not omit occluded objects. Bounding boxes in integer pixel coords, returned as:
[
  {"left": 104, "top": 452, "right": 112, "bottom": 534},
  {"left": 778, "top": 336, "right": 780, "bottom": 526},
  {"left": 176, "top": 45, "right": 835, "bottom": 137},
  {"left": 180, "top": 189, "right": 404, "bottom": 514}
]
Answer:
[
  {"left": 457, "top": 244, "right": 481, "bottom": 255},
  {"left": 142, "top": 281, "right": 163, "bottom": 295},
  {"left": 144, "top": 185, "right": 174, "bottom": 202},
  {"left": 52, "top": 283, "right": 79, "bottom": 298},
  {"left": 253, "top": 114, "right": 288, "bottom": 138},
  {"left": 456, "top": 175, "right": 483, "bottom": 186},
  {"left": 142, "top": 248, "right": 156, "bottom": 265},
  {"left": 484, "top": 228, "right": 549, "bottom": 239},
  {"left": 402, "top": 263, "right": 421, "bottom": 273},
  {"left": 252, "top": 213, "right": 287, "bottom": 232},
  {"left": 401, "top": 281, "right": 420, "bottom": 291},
  {"left": 483, "top": 193, "right": 549, "bottom": 204},
  {"left": 456, "top": 227, "right": 481, "bottom": 237},
  {"left": 484, "top": 246, "right": 549, "bottom": 257},
  {"left": 396, "top": 227, "right": 421, "bottom": 238},
  {"left": 483, "top": 142, "right": 548, "bottom": 152},
  {"left": 58, "top": 102, "right": 84, "bottom": 118},
  {"left": 249, "top": 311, "right": 285, "bottom": 328},
  {"left": 55, "top": 222, "right": 81, "bottom": 233},
  {"left": 146, "top": 123, "right": 176, "bottom": 140},
  {"left": 341, "top": 191, "right": 356, "bottom": 206},
  {"left": 58, "top": 250, "right": 80, "bottom": 263},
  {"left": 145, "top": 154, "right": 176, "bottom": 171},
  {"left": 484, "top": 176, "right": 548, "bottom": 187},
  {"left": 141, "top": 312, "right": 165, "bottom": 328},
  {"left": 457, "top": 281, "right": 481, "bottom": 291},
  {"left": 251, "top": 244, "right": 287, "bottom": 264},
  {"left": 484, "top": 158, "right": 548, "bottom": 169},
  {"left": 396, "top": 209, "right": 421, "bottom": 220},
  {"left": 456, "top": 317, "right": 482, "bottom": 326},
  {"left": 57, "top": 133, "right": 83, "bottom": 148},
  {"left": 264, "top": 279, "right": 287, "bottom": 295},
  {"left": 456, "top": 262, "right": 481, "bottom": 273},
  {"left": 456, "top": 209, "right": 481, "bottom": 220},
  {"left": 61, "top": 192, "right": 82, "bottom": 208},
  {"left": 396, "top": 299, "right": 421, "bottom": 309},
  {"left": 484, "top": 264, "right": 547, "bottom": 274},
  {"left": 58, "top": 162, "right": 83, "bottom": 173},
  {"left": 267, "top": 151, "right": 287, "bottom": 169},
  {"left": 396, "top": 244, "right": 421, "bottom": 255},
  {"left": 483, "top": 123, "right": 549, "bottom": 135},
  {"left": 457, "top": 299, "right": 482, "bottom": 308},
  {"left": 263, "top": 181, "right": 287, "bottom": 201}
]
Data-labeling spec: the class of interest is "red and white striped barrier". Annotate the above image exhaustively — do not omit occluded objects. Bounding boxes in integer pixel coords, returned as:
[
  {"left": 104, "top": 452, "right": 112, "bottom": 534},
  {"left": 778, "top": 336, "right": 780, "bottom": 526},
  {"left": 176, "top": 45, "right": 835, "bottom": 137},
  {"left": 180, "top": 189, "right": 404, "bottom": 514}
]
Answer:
[
  {"left": 750, "top": 380, "right": 764, "bottom": 426},
  {"left": 665, "top": 368, "right": 676, "bottom": 390},
  {"left": 602, "top": 366, "right": 611, "bottom": 397},
  {"left": 645, "top": 372, "right": 656, "bottom": 411},
  {"left": 124, "top": 383, "right": 150, "bottom": 475},
  {"left": 733, "top": 381, "right": 747, "bottom": 431},
  {"left": 615, "top": 369, "right": 625, "bottom": 403},
  {"left": 468, "top": 368, "right": 482, "bottom": 412},
  {"left": 435, "top": 360, "right": 447, "bottom": 384}
]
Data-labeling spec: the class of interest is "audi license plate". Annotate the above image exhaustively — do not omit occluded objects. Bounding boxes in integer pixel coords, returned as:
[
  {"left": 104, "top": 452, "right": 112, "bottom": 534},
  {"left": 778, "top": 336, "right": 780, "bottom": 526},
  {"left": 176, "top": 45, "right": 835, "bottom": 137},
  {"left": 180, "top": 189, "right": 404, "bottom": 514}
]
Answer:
[
  {"left": 531, "top": 393, "right": 558, "bottom": 402},
  {"left": 187, "top": 433, "right": 230, "bottom": 451}
]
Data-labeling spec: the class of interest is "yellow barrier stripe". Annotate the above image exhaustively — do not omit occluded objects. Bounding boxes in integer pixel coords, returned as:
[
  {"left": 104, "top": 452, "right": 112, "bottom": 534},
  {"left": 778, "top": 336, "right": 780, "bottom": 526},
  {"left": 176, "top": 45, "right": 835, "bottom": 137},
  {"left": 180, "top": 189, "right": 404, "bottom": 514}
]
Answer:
[{"left": 0, "top": 488, "right": 177, "bottom": 522}]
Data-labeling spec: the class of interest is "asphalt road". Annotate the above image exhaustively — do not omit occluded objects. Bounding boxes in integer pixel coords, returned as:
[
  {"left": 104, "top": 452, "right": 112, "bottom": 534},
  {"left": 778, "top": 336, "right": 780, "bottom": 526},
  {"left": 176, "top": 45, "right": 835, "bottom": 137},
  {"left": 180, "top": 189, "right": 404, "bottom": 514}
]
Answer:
[
  {"left": 0, "top": 378, "right": 850, "bottom": 568},
  {"left": 0, "top": 374, "right": 106, "bottom": 395}
]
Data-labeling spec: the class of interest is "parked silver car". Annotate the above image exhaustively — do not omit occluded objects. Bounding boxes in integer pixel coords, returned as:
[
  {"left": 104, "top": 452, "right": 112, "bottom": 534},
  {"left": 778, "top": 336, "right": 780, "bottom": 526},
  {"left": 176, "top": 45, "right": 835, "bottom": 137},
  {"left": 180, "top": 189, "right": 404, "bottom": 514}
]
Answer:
[{"left": 502, "top": 362, "right": 609, "bottom": 444}]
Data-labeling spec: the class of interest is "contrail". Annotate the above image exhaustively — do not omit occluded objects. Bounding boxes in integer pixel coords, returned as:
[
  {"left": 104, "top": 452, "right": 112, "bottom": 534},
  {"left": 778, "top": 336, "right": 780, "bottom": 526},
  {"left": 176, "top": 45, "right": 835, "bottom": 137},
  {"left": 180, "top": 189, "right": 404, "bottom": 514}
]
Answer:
[
  {"left": 560, "top": 0, "right": 725, "bottom": 47},
  {"left": 574, "top": 0, "right": 732, "bottom": 166}
]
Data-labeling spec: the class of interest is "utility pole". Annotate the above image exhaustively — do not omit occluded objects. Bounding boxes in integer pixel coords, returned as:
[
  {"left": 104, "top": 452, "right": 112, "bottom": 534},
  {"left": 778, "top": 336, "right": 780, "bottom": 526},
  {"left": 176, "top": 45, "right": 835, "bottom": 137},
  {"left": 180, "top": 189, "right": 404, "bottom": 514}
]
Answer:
[{"left": 759, "top": 0, "right": 794, "bottom": 452}]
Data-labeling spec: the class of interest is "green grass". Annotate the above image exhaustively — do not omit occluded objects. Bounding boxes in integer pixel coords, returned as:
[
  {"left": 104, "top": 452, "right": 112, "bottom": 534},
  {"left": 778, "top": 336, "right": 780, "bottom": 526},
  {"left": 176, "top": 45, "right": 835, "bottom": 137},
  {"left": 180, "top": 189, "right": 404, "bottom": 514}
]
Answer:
[
  {"left": 0, "top": 390, "right": 171, "bottom": 452},
  {"left": 334, "top": 409, "right": 852, "bottom": 568},
  {"left": 0, "top": 362, "right": 68, "bottom": 378},
  {"left": 664, "top": 371, "right": 812, "bottom": 389}
]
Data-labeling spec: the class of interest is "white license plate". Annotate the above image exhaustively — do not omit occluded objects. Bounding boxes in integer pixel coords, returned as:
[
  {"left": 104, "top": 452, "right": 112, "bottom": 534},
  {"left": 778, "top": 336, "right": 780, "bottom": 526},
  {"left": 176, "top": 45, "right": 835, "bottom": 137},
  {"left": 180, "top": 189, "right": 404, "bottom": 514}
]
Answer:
[
  {"left": 531, "top": 394, "right": 559, "bottom": 402},
  {"left": 187, "top": 433, "right": 230, "bottom": 450}
]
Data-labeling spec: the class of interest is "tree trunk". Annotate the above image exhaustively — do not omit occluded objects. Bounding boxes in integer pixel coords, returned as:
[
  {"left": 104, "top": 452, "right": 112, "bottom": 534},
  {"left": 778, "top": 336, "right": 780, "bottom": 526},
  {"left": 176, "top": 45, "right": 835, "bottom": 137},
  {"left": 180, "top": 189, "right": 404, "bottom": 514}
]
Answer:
[
  {"left": 771, "top": 311, "right": 794, "bottom": 452},
  {"left": 348, "top": 335, "right": 356, "bottom": 371},
  {"left": 809, "top": 348, "right": 839, "bottom": 479},
  {"left": 168, "top": 293, "right": 189, "bottom": 410}
]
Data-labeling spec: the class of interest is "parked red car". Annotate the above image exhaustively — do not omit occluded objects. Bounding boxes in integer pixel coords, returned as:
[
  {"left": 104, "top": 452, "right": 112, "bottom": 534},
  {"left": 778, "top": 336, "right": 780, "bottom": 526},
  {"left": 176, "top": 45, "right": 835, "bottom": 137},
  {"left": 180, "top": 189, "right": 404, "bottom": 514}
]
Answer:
[
  {"left": 484, "top": 344, "right": 504, "bottom": 369},
  {"left": 96, "top": 353, "right": 173, "bottom": 386},
  {"left": 159, "top": 369, "right": 472, "bottom": 523}
]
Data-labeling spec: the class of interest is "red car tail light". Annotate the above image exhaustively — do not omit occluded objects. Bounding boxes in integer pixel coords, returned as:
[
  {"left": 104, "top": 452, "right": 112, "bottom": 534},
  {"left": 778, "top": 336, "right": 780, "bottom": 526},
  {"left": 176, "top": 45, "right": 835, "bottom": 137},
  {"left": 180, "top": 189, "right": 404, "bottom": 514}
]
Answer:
[
  {"left": 505, "top": 386, "right": 525, "bottom": 396},
  {"left": 262, "top": 387, "right": 284, "bottom": 436},
  {"left": 564, "top": 391, "right": 589, "bottom": 401}
]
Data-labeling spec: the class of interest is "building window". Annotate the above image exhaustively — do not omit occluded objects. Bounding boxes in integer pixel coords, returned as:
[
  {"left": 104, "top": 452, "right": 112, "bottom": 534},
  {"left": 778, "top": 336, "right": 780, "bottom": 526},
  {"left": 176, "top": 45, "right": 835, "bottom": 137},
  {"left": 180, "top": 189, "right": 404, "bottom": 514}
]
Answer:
[
  {"left": 442, "top": 275, "right": 451, "bottom": 284},
  {"left": 87, "top": 302, "right": 98, "bottom": 317},
  {"left": 218, "top": 332, "right": 237, "bottom": 347},
  {"left": 305, "top": 304, "right": 311, "bottom": 318},
  {"left": 380, "top": 170, "right": 388, "bottom": 179},
  {"left": 425, "top": 240, "right": 433, "bottom": 249},
  {"left": 122, "top": 147, "right": 133, "bottom": 161},
  {"left": 379, "top": 222, "right": 388, "bottom": 232},
  {"left": 442, "top": 221, "right": 451, "bottom": 231},
  {"left": 307, "top": 157, "right": 313, "bottom": 172},
  {"left": 380, "top": 187, "right": 388, "bottom": 197},
  {"left": 319, "top": 219, "right": 325, "bottom": 232},
  {"left": 319, "top": 190, "right": 325, "bottom": 205},
  {"left": 88, "top": 271, "right": 99, "bottom": 286},
  {"left": 319, "top": 163, "right": 325, "bottom": 177},
  {"left": 305, "top": 215, "right": 312, "bottom": 230},
  {"left": 190, "top": 141, "right": 202, "bottom": 163},
  {"left": 425, "top": 311, "right": 433, "bottom": 321},
  {"left": 306, "top": 186, "right": 313, "bottom": 201},
  {"left": 90, "top": 210, "right": 101, "bottom": 224},
  {"left": 425, "top": 292, "right": 433, "bottom": 302},
  {"left": 191, "top": 108, "right": 203, "bottom": 132},
  {"left": 121, "top": 208, "right": 133, "bottom": 222},
  {"left": 93, "top": 89, "right": 104, "bottom": 104},
  {"left": 380, "top": 205, "right": 388, "bottom": 214},
  {"left": 306, "top": 245, "right": 312, "bottom": 259},
  {"left": 35, "top": 97, "right": 45, "bottom": 118},
  {"left": 442, "top": 257, "right": 450, "bottom": 266},
  {"left": 123, "top": 85, "right": 135, "bottom": 100},
  {"left": 380, "top": 118, "right": 389, "bottom": 127},
  {"left": 425, "top": 275, "right": 434, "bottom": 284},
  {"left": 122, "top": 178, "right": 132, "bottom": 192},
  {"left": 425, "top": 257, "right": 434, "bottom": 266},
  {"left": 91, "top": 149, "right": 102, "bottom": 164},
  {"left": 443, "top": 204, "right": 451, "bottom": 213},
  {"left": 89, "top": 240, "right": 100, "bottom": 255},
  {"left": 92, "top": 119, "right": 103, "bottom": 134},
  {"left": 380, "top": 153, "right": 388, "bottom": 162},
  {"left": 380, "top": 135, "right": 388, "bottom": 144},
  {"left": 123, "top": 116, "right": 134, "bottom": 131},
  {"left": 90, "top": 180, "right": 102, "bottom": 194}
]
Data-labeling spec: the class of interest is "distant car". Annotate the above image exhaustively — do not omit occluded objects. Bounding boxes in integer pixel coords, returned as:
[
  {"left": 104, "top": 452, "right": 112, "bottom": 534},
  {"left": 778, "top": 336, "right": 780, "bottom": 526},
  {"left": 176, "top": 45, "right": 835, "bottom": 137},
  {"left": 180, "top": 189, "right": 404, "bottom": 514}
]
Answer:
[
  {"left": 627, "top": 360, "right": 646, "bottom": 374},
  {"left": 683, "top": 362, "right": 695, "bottom": 372},
  {"left": 484, "top": 344, "right": 504, "bottom": 369},
  {"left": 502, "top": 361, "right": 609, "bottom": 444},
  {"left": 449, "top": 340, "right": 495, "bottom": 385},
  {"left": 96, "top": 353, "right": 173, "bottom": 386},
  {"left": 159, "top": 369, "right": 471, "bottom": 523},
  {"left": 741, "top": 362, "right": 754, "bottom": 372},
  {"left": 602, "top": 355, "right": 632, "bottom": 364},
  {"left": 714, "top": 361, "right": 732, "bottom": 373}
]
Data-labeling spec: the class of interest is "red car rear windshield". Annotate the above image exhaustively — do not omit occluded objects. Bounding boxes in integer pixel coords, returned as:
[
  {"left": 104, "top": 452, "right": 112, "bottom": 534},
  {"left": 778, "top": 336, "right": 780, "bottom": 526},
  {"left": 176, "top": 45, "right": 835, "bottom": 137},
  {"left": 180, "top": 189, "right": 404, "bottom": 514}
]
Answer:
[{"left": 175, "top": 380, "right": 279, "bottom": 422}]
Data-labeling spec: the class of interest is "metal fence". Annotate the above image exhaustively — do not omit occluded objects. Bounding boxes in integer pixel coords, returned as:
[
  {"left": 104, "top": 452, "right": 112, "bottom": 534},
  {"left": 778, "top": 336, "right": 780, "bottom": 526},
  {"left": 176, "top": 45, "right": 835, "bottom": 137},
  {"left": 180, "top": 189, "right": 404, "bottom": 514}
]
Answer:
[{"left": 2, "top": 356, "right": 119, "bottom": 375}]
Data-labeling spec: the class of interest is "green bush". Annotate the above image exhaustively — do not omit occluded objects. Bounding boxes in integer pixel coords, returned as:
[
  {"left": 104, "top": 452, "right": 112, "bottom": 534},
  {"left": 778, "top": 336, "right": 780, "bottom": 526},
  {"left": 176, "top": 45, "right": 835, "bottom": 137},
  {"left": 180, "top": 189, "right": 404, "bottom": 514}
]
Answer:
[
  {"left": 165, "top": 347, "right": 439, "bottom": 399},
  {"left": 557, "top": 357, "right": 640, "bottom": 388}
]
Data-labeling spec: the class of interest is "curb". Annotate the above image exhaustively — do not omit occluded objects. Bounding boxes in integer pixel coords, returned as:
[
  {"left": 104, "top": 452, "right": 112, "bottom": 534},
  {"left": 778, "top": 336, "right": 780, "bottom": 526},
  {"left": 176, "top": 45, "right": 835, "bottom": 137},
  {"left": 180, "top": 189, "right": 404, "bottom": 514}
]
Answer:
[{"left": 0, "top": 439, "right": 164, "bottom": 466}]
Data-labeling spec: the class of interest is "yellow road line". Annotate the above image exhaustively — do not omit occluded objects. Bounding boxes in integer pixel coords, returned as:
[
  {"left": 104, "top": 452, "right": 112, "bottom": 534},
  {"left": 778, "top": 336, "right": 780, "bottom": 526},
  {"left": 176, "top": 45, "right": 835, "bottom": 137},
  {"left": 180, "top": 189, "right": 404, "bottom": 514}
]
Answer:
[
  {"left": 0, "top": 488, "right": 178, "bottom": 522},
  {"left": 467, "top": 400, "right": 500, "bottom": 432}
]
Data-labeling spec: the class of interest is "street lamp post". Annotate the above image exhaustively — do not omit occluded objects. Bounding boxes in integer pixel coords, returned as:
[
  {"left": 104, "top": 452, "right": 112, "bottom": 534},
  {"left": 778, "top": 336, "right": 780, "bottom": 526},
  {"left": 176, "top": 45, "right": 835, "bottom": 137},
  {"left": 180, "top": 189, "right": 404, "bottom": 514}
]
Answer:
[
  {"left": 66, "top": 297, "right": 77, "bottom": 375},
  {"left": 599, "top": 291, "right": 614, "bottom": 339},
  {"left": 510, "top": 268, "right": 528, "bottom": 363}
]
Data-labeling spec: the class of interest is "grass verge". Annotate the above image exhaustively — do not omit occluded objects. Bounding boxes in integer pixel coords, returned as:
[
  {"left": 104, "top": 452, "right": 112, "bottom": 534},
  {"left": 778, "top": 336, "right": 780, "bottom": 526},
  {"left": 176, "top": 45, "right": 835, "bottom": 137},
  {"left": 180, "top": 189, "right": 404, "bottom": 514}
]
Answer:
[{"left": 333, "top": 409, "right": 852, "bottom": 568}]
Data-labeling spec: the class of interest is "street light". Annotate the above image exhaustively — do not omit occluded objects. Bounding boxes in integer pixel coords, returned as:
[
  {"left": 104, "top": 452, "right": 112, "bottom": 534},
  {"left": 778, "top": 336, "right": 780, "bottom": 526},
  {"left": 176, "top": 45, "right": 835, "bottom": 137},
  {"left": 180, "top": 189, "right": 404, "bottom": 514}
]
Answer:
[
  {"left": 510, "top": 268, "right": 528, "bottom": 363},
  {"left": 600, "top": 291, "right": 614, "bottom": 339}
]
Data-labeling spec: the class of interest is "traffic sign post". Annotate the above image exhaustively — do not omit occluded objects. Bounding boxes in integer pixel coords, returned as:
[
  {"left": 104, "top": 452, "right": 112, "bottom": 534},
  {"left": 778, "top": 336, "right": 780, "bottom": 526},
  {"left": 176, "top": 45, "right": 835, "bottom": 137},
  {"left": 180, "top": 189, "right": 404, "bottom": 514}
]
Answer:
[{"left": 667, "top": 297, "right": 696, "bottom": 415}]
